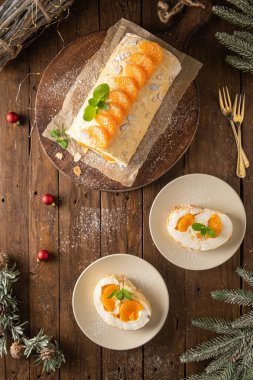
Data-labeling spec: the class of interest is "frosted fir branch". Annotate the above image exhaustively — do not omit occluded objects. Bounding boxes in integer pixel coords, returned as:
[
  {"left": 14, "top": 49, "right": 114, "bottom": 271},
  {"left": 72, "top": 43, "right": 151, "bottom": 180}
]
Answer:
[
  {"left": 185, "top": 361, "right": 236, "bottom": 380},
  {"left": 236, "top": 267, "right": 253, "bottom": 287},
  {"left": 185, "top": 372, "right": 222, "bottom": 380},
  {"left": 226, "top": 55, "right": 253, "bottom": 73},
  {"left": 233, "top": 31, "right": 253, "bottom": 43},
  {"left": 205, "top": 349, "right": 239, "bottom": 374},
  {"left": 23, "top": 330, "right": 50, "bottom": 357},
  {"left": 215, "top": 32, "right": 253, "bottom": 60},
  {"left": 0, "top": 335, "right": 7, "bottom": 357},
  {"left": 232, "top": 311, "right": 253, "bottom": 329},
  {"left": 180, "top": 335, "right": 242, "bottom": 363},
  {"left": 227, "top": 0, "right": 253, "bottom": 17},
  {"left": 192, "top": 317, "right": 234, "bottom": 334},
  {"left": 212, "top": 289, "right": 253, "bottom": 306},
  {"left": 212, "top": 6, "right": 253, "bottom": 29}
]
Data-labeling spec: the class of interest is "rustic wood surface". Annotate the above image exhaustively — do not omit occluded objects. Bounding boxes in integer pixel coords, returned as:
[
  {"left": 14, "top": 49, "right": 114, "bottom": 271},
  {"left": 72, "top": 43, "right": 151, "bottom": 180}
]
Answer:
[{"left": 0, "top": 0, "right": 251, "bottom": 379}]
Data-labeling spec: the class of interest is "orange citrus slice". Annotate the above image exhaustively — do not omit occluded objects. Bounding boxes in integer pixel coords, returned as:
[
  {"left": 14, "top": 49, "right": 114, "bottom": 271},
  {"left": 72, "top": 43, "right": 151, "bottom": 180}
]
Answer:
[
  {"left": 95, "top": 113, "right": 118, "bottom": 135},
  {"left": 130, "top": 53, "right": 156, "bottom": 78},
  {"left": 87, "top": 125, "right": 110, "bottom": 148},
  {"left": 176, "top": 214, "right": 195, "bottom": 232},
  {"left": 119, "top": 300, "right": 143, "bottom": 321},
  {"left": 139, "top": 41, "right": 164, "bottom": 65},
  {"left": 101, "top": 284, "right": 119, "bottom": 312},
  {"left": 116, "top": 77, "right": 138, "bottom": 101},
  {"left": 125, "top": 64, "right": 147, "bottom": 89},
  {"left": 208, "top": 214, "right": 222, "bottom": 237},
  {"left": 109, "top": 90, "right": 132, "bottom": 112},
  {"left": 103, "top": 102, "right": 125, "bottom": 124}
]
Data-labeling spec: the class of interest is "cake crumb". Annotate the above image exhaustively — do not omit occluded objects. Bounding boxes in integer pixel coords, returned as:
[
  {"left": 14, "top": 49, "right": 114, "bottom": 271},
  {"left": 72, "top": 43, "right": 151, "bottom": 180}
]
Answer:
[
  {"left": 55, "top": 152, "right": 63, "bottom": 160},
  {"left": 74, "top": 152, "right": 82, "bottom": 162},
  {"left": 73, "top": 166, "right": 82, "bottom": 176}
]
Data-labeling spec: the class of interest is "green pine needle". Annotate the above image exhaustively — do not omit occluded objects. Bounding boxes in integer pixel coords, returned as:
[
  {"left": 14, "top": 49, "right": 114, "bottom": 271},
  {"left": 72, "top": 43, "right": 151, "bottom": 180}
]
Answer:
[
  {"left": 205, "top": 349, "right": 239, "bottom": 374},
  {"left": 227, "top": 0, "right": 253, "bottom": 16},
  {"left": 226, "top": 55, "right": 253, "bottom": 73},
  {"left": 192, "top": 317, "right": 234, "bottom": 334},
  {"left": 232, "top": 311, "right": 253, "bottom": 328},
  {"left": 180, "top": 335, "right": 242, "bottom": 363},
  {"left": 215, "top": 32, "right": 253, "bottom": 60},
  {"left": 212, "top": 289, "right": 253, "bottom": 306},
  {"left": 236, "top": 267, "right": 253, "bottom": 286},
  {"left": 213, "top": 1, "right": 253, "bottom": 73},
  {"left": 233, "top": 31, "right": 253, "bottom": 43},
  {"left": 213, "top": 6, "right": 253, "bottom": 29}
]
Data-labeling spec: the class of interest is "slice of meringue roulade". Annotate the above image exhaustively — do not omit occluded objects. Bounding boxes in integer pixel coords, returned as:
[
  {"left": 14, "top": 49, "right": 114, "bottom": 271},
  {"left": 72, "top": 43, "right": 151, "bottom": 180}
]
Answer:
[{"left": 93, "top": 274, "right": 152, "bottom": 330}]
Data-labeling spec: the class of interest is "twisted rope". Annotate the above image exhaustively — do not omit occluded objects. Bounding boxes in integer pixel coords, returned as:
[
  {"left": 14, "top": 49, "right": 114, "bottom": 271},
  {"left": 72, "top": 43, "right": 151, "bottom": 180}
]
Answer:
[{"left": 157, "top": 0, "right": 205, "bottom": 23}]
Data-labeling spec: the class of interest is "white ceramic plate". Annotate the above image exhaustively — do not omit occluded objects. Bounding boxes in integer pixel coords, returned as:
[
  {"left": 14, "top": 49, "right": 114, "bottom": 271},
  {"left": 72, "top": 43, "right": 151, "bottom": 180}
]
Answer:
[
  {"left": 72, "top": 254, "right": 169, "bottom": 350},
  {"left": 149, "top": 174, "right": 246, "bottom": 270}
]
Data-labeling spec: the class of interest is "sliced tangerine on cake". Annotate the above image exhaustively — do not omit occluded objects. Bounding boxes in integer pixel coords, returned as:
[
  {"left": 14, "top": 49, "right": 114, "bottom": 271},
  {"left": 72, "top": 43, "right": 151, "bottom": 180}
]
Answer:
[
  {"left": 109, "top": 90, "right": 132, "bottom": 112},
  {"left": 116, "top": 77, "right": 139, "bottom": 101},
  {"left": 104, "top": 102, "right": 125, "bottom": 124},
  {"left": 129, "top": 53, "right": 156, "bottom": 78},
  {"left": 95, "top": 113, "right": 118, "bottom": 135},
  {"left": 125, "top": 64, "right": 147, "bottom": 89},
  {"left": 139, "top": 41, "right": 164, "bottom": 65},
  {"left": 176, "top": 214, "right": 195, "bottom": 232},
  {"left": 208, "top": 214, "right": 222, "bottom": 237},
  {"left": 87, "top": 125, "right": 110, "bottom": 148},
  {"left": 119, "top": 300, "right": 143, "bottom": 321},
  {"left": 101, "top": 284, "right": 119, "bottom": 312}
]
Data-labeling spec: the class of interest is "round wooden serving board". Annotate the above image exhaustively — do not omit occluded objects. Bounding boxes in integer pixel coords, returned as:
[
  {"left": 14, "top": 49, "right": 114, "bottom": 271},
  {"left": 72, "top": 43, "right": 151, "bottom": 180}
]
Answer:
[{"left": 35, "top": 31, "right": 199, "bottom": 191}]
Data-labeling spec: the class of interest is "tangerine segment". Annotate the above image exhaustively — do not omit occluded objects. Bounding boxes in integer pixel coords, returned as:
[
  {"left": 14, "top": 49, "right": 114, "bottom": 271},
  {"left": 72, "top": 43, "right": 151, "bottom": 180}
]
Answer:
[
  {"left": 104, "top": 103, "right": 125, "bottom": 124},
  {"left": 125, "top": 64, "right": 147, "bottom": 89},
  {"left": 116, "top": 77, "right": 139, "bottom": 101},
  {"left": 208, "top": 214, "right": 222, "bottom": 237},
  {"left": 130, "top": 53, "right": 156, "bottom": 78},
  {"left": 95, "top": 113, "right": 118, "bottom": 135},
  {"left": 87, "top": 125, "right": 110, "bottom": 148},
  {"left": 119, "top": 300, "right": 143, "bottom": 322},
  {"left": 176, "top": 214, "right": 195, "bottom": 232},
  {"left": 109, "top": 90, "right": 132, "bottom": 112},
  {"left": 139, "top": 41, "right": 164, "bottom": 65},
  {"left": 101, "top": 284, "right": 119, "bottom": 312}
]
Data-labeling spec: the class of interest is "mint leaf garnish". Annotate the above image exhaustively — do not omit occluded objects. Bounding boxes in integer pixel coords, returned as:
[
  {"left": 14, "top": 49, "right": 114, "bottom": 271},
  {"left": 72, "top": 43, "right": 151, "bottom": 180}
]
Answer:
[
  {"left": 88, "top": 98, "right": 99, "bottom": 107},
  {"left": 122, "top": 288, "right": 132, "bottom": 300},
  {"left": 97, "top": 101, "right": 110, "bottom": 110},
  {"left": 56, "top": 139, "right": 68, "bottom": 150},
  {"left": 83, "top": 105, "right": 97, "bottom": 121},
  {"left": 206, "top": 228, "right": 216, "bottom": 238},
  {"left": 107, "top": 287, "right": 132, "bottom": 301},
  {"left": 50, "top": 129, "right": 61, "bottom": 138},
  {"left": 192, "top": 223, "right": 205, "bottom": 231},
  {"left": 108, "top": 289, "right": 118, "bottom": 299},
  {"left": 50, "top": 128, "right": 68, "bottom": 149},
  {"left": 116, "top": 290, "right": 124, "bottom": 301},
  {"left": 93, "top": 83, "right": 110, "bottom": 101},
  {"left": 192, "top": 223, "right": 216, "bottom": 238},
  {"left": 83, "top": 83, "right": 110, "bottom": 122}
]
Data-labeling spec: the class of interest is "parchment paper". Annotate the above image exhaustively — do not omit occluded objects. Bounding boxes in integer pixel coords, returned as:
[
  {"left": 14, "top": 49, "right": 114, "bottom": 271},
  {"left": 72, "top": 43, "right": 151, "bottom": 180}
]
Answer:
[{"left": 43, "top": 18, "right": 202, "bottom": 187}]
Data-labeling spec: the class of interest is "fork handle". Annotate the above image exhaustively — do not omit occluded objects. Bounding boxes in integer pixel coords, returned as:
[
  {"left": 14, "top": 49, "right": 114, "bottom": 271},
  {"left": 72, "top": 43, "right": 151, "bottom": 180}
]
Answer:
[
  {"left": 229, "top": 119, "right": 249, "bottom": 168},
  {"left": 236, "top": 125, "right": 246, "bottom": 178}
]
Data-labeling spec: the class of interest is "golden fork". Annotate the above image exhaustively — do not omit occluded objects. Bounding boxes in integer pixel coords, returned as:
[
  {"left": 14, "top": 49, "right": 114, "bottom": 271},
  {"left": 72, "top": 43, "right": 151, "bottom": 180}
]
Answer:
[
  {"left": 219, "top": 87, "right": 249, "bottom": 170},
  {"left": 233, "top": 93, "right": 246, "bottom": 178}
]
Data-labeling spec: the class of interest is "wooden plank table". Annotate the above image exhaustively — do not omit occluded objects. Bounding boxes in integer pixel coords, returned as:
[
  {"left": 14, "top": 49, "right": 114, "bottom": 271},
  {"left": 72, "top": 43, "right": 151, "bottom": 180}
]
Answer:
[{"left": 0, "top": 0, "right": 251, "bottom": 379}]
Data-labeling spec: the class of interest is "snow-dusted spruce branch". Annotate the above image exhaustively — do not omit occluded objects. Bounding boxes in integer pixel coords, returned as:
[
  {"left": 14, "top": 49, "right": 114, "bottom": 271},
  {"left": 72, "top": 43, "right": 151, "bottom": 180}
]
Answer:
[
  {"left": 0, "top": 252, "right": 65, "bottom": 373},
  {"left": 213, "top": 0, "right": 253, "bottom": 73},
  {"left": 180, "top": 267, "right": 253, "bottom": 380}
]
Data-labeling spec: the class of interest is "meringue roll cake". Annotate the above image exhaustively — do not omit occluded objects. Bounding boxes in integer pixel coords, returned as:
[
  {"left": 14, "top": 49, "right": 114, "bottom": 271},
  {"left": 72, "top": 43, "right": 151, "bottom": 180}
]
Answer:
[{"left": 66, "top": 33, "right": 181, "bottom": 167}]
